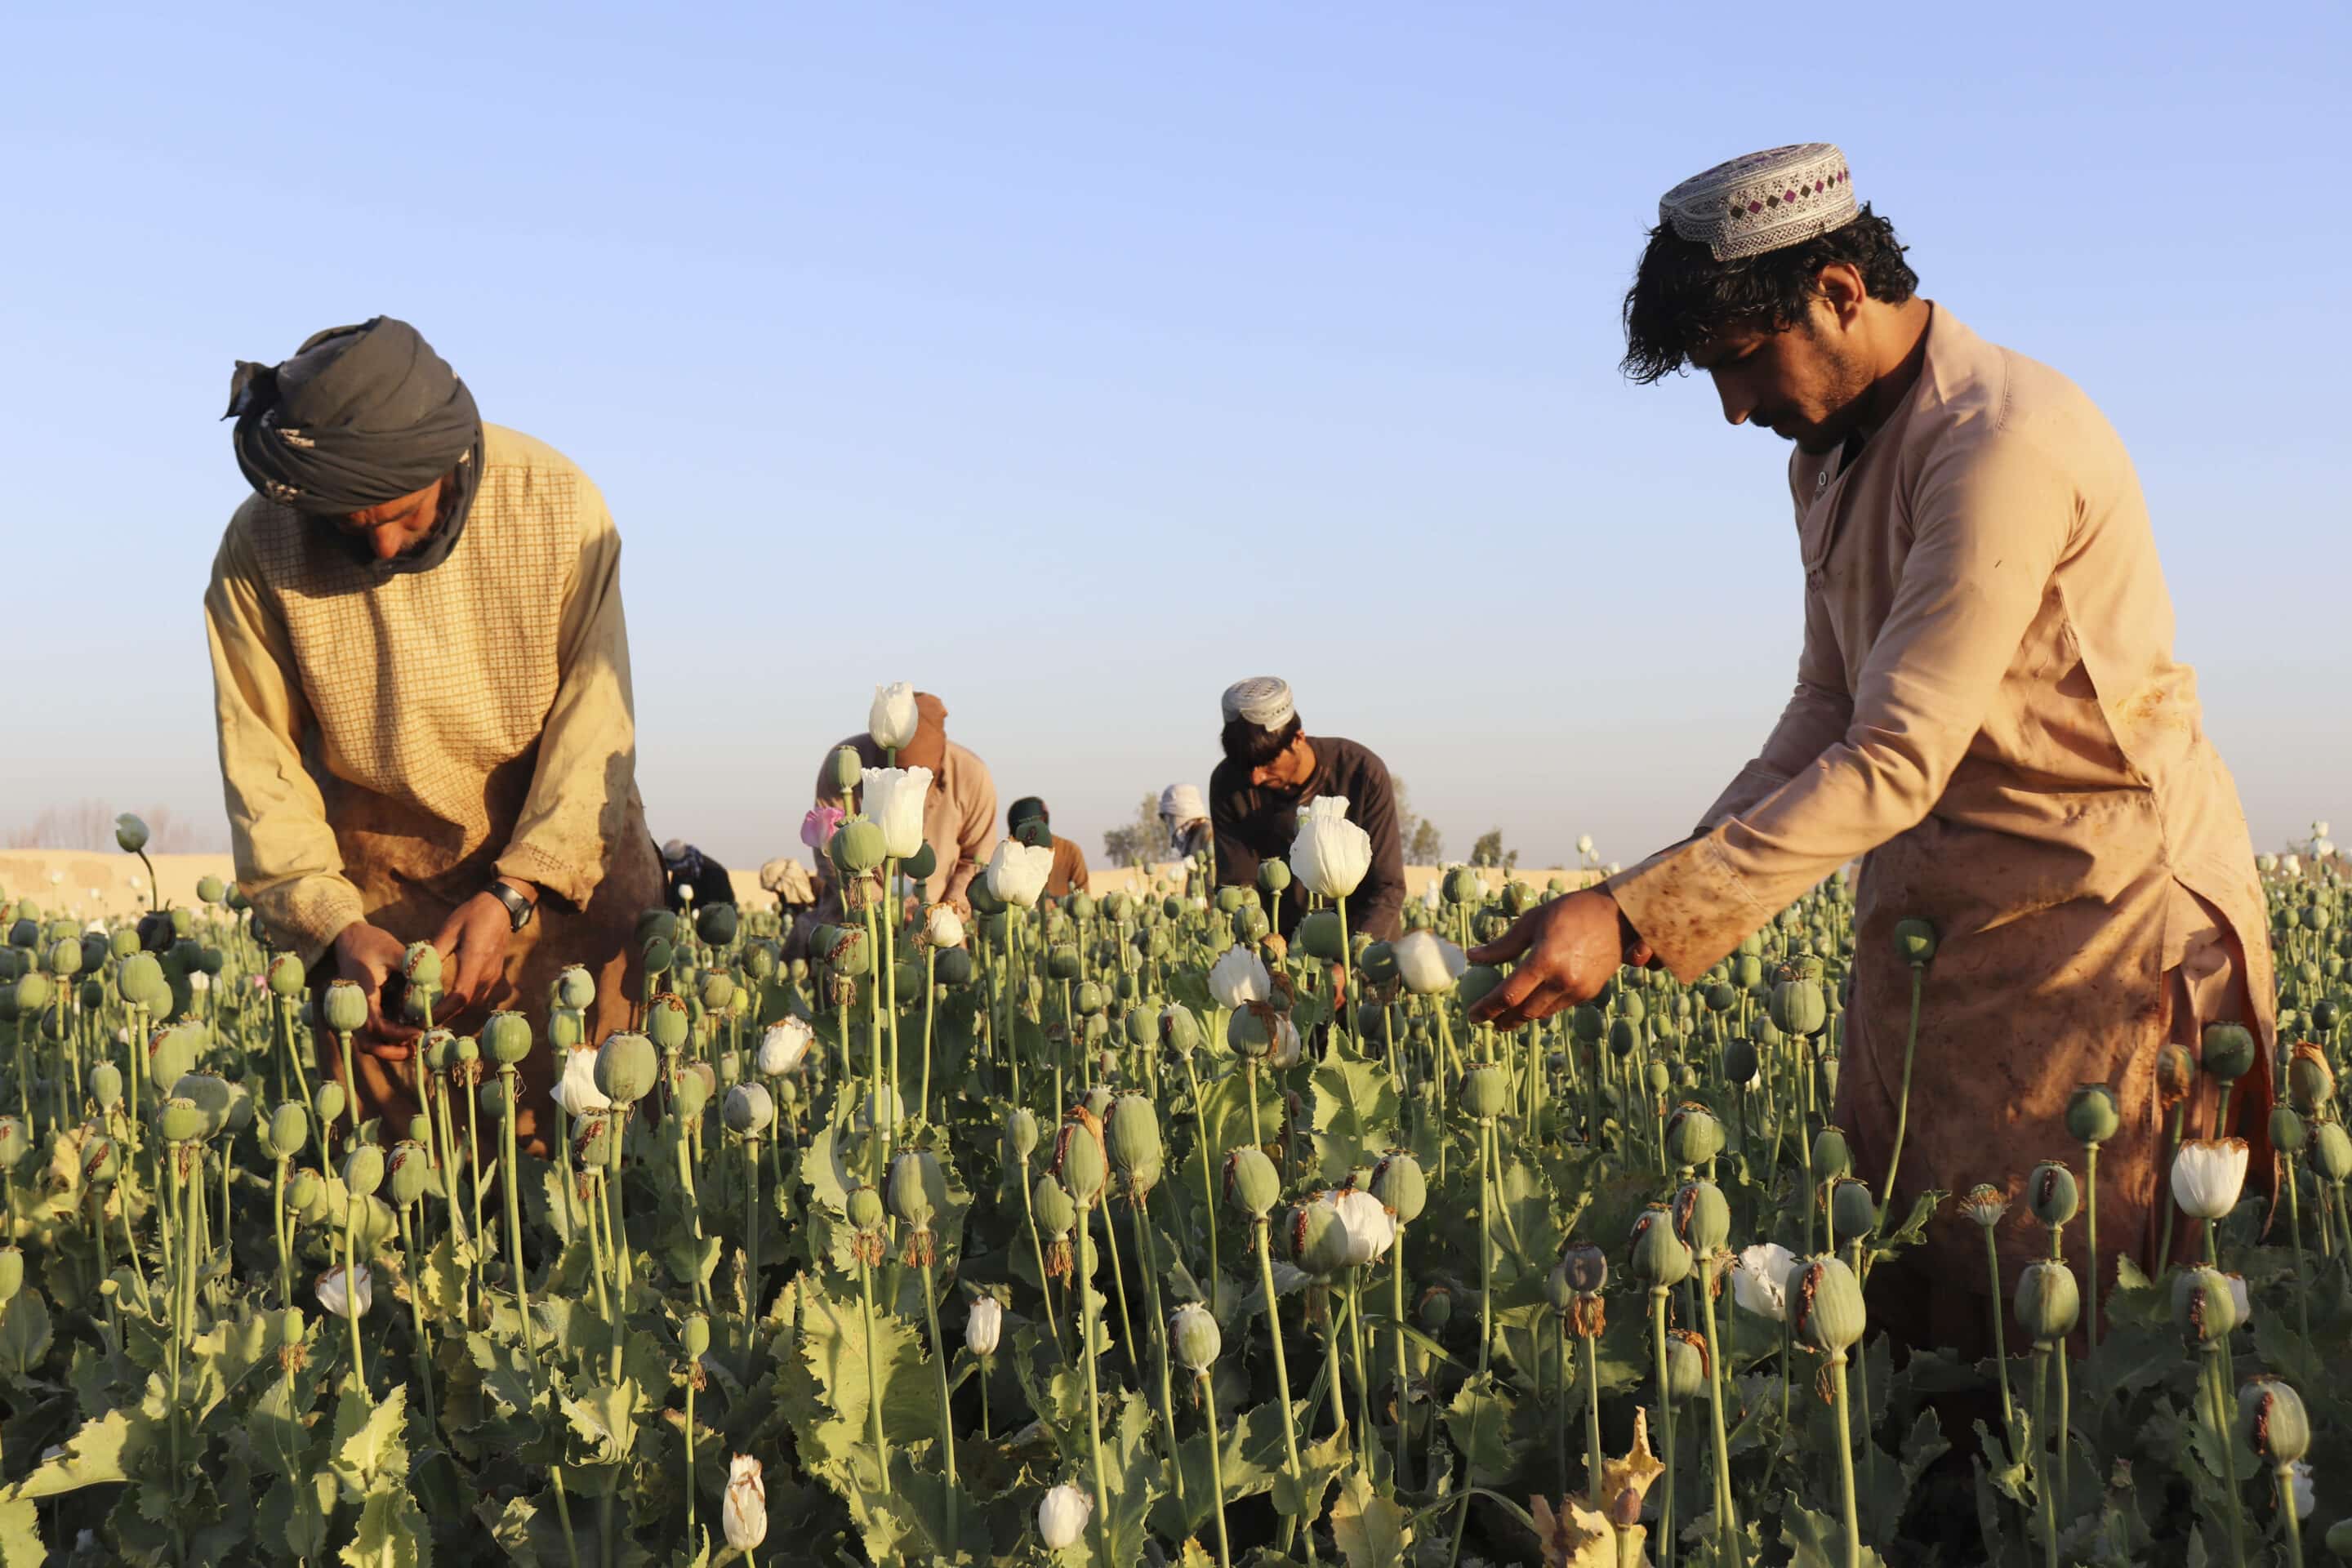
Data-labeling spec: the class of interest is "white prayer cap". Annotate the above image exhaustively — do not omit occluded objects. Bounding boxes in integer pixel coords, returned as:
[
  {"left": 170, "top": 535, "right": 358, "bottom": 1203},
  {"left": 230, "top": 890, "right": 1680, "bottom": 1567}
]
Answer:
[
  {"left": 1659, "top": 144, "right": 1856, "bottom": 261},
  {"left": 1220, "top": 676, "right": 1294, "bottom": 729},
  {"left": 661, "top": 838, "right": 689, "bottom": 865},
  {"left": 1160, "top": 783, "right": 1207, "bottom": 822}
]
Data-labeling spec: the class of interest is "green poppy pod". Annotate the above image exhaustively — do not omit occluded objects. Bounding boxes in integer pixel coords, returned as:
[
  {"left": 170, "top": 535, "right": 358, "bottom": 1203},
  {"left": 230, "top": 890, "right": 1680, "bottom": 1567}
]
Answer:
[
  {"left": 1257, "top": 859, "right": 1292, "bottom": 897},
  {"left": 386, "top": 1142, "right": 434, "bottom": 1208},
  {"left": 829, "top": 819, "right": 888, "bottom": 876},
  {"left": 2310, "top": 1119, "right": 2352, "bottom": 1182},
  {"left": 1731, "top": 953, "right": 1766, "bottom": 991},
  {"left": 1032, "top": 1173, "right": 1078, "bottom": 1236},
  {"left": 1459, "top": 965, "right": 1505, "bottom": 1012},
  {"left": 1767, "top": 978, "right": 1825, "bottom": 1038},
  {"left": 44, "top": 937, "right": 84, "bottom": 980},
  {"left": 2272, "top": 1103, "right": 2309, "bottom": 1155},
  {"left": 158, "top": 1095, "right": 208, "bottom": 1146},
  {"left": 287, "top": 1167, "right": 327, "bottom": 1224},
  {"left": 143, "top": 1018, "right": 205, "bottom": 1089},
  {"left": 1223, "top": 1147, "right": 1281, "bottom": 1217},
  {"left": 114, "top": 813, "right": 149, "bottom": 853},
  {"left": 2238, "top": 1376, "right": 2312, "bottom": 1464},
  {"left": 742, "top": 941, "right": 779, "bottom": 982},
  {"left": 1722, "top": 1038, "right": 1761, "bottom": 1088},
  {"left": 722, "top": 1082, "right": 774, "bottom": 1137},
  {"left": 0, "top": 1118, "right": 24, "bottom": 1169},
  {"left": 174, "top": 1072, "right": 234, "bottom": 1138},
  {"left": 1107, "top": 1096, "right": 1164, "bottom": 1195},
  {"left": 695, "top": 902, "right": 738, "bottom": 947},
  {"left": 1004, "top": 1106, "right": 1040, "bottom": 1161},
  {"left": 1170, "top": 1302, "right": 1221, "bottom": 1373},
  {"left": 1045, "top": 945, "right": 1080, "bottom": 982},
  {"left": 1703, "top": 982, "right": 1739, "bottom": 1014},
  {"left": 1370, "top": 1151, "right": 1427, "bottom": 1224},
  {"left": 898, "top": 840, "right": 938, "bottom": 882},
  {"left": 1234, "top": 906, "right": 1270, "bottom": 943},
  {"left": 1673, "top": 1178, "right": 1731, "bottom": 1254},
  {"left": 1811, "top": 1126, "right": 1854, "bottom": 1182},
  {"left": 673, "top": 1062, "right": 714, "bottom": 1120},
  {"left": 1083, "top": 1013, "right": 1111, "bottom": 1046},
  {"left": 644, "top": 995, "right": 690, "bottom": 1054},
  {"left": 682, "top": 1313, "right": 711, "bottom": 1358},
  {"left": 1442, "top": 866, "right": 1482, "bottom": 905},
  {"left": 1419, "top": 1283, "right": 1455, "bottom": 1330},
  {"left": 1829, "top": 1178, "right": 1878, "bottom": 1241},
  {"left": 259, "top": 951, "right": 304, "bottom": 1000},
  {"left": 1357, "top": 941, "right": 1399, "bottom": 987},
  {"left": 1543, "top": 1258, "right": 1579, "bottom": 1312},
  {"left": 887, "top": 1148, "right": 942, "bottom": 1227},
  {"left": 1159, "top": 1004, "right": 1201, "bottom": 1055},
  {"left": 406, "top": 1114, "right": 434, "bottom": 1146},
  {"left": 1560, "top": 1240, "right": 1608, "bottom": 1296},
  {"left": 1460, "top": 1062, "right": 1512, "bottom": 1121},
  {"left": 2065, "top": 1083, "right": 2121, "bottom": 1144},
  {"left": 81, "top": 1134, "right": 121, "bottom": 1184},
  {"left": 2200, "top": 1022, "right": 2257, "bottom": 1084},
  {"left": 1627, "top": 1205, "right": 1693, "bottom": 1288},
  {"left": 2003, "top": 1259, "right": 2078, "bottom": 1344},
  {"left": 1891, "top": 918, "right": 1938, "bottom": 964},
  {"left": 2305, "top": 904, "right": 2334, "bottom": 933},
  {"left": 966, "top": 877, "right": 1006, "bottom": 920},
  {"left": 1120, "top": 1008, "right": 1153, "bottom": 1049},
  {"left": 937, "top": 947, "right": 974, "bottom": 987},
  {"left": 108, "top": 928, "right": 140, "bottom": 961},
  {"left": 1288, "top": 1196, "right": 1348, "bottom": 1274},
  {"left": 269, "top": 1102, "right": 309, "bottom": 1160},
  {"left": 1644, "top": 1060, "right": 1671, "bottom": 1096},
  {"left": 1571, "top": 1004, "right": 1605, "bottom": 1045},
  {"left": 479, "top": 1010, "right": 532, "bottom": 1068},
  {"left": 595, "top": 1032, "right": 660, "bottom": 1106},
  {"left": 1073, "top": 981, "right": 1107, "bottom": 1018},
  {"left": 1792, "top": 1254, "right": 1868, "bottom": 1353},
  {"left": 2026, "top": 1160, "right": 2080, "bottom": 1228},
  {"left": 2172, "top": 1264, "right": 2239, "bottom": 1343},
  {"left": 399, "top": 941, "right": 442, "bottom": 994},
  {"left": 1296, "top": 911, "right": 1345, "bottom": 961},
  {"left": 322, "top": 980, "right": 368, "bottom": 1036},
  {"left": 91, "top": 1062, "right": 123, "bottom": 1112},
  {"left": 1053, "top": 1117, "right": 1108, "bottom": 1207},
  {"left": 342, "top": 1144, "right": 385, "bottom": 1199},
  {"left": 352, "top": 1193, "right": 397, "bottom": 1255},
  {"left": 820, "top": 925, "right": 872, "bottom": 978},
  {"left": 313, "top": 1082, "right": 346, "bottom": 1129},
  {"left": 195, "top": 874, "right": 227, "bottom": 906},
  {"left": 1663, "top": 1331, "right": 1708, "bottom": 1401},
  {"left": 1607, "top": 1018, "right": 1641, "bottom": 1060},
  {"left": 2290, "top": 1045, "right": 2336, "bottom": 1114},
  {"left": 1227, "top": 1005, "right": 1276, "bottom": 1059},
  {"left": 572, "top": 1111, "right": 613, "bottom": 1168},
  {"left": 698, "top": 972, "right": 736, "bottom": 1014}
]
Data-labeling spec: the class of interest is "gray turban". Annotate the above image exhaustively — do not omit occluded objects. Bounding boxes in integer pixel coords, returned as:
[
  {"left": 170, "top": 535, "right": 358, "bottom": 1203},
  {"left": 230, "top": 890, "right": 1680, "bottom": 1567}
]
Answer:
[
  {"left": 1220, "top": 676, "right": 1294, "bottom": 729},
  {"left": 226, "top": 318, "right": 483, "bottom": 572}
]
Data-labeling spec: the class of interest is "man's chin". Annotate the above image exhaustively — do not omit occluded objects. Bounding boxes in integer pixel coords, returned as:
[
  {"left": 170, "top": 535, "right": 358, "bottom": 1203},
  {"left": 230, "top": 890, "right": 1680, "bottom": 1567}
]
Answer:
[{"left": 1792, "top": 430, "right": 1843, "bottom": 456}]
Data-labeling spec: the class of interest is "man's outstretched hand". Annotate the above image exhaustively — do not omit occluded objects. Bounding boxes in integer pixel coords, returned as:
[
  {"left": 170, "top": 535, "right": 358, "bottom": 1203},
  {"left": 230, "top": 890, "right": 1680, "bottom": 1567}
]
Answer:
[
  {"left": 1466, "top": 889, "right": 1655, "bottom": 1030},
  {"left": 332, "top": 920, "right": 421, "bottom": 1058},
  {"left": 433, "top": 883, "right": 526, "bottom": 1023}
]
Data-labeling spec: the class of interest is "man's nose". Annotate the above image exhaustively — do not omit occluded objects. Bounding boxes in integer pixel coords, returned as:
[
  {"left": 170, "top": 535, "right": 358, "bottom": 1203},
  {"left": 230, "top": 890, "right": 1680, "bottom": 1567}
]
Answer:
[
  {"left": 372, "top": 527, "right": 403, "bottom": 560},
  {"left": 1714, "top": 379, "right": 1752, "bottom": 427},
  {"left": 1250, "top": 765, "right": 1272, "bottom": 787}
]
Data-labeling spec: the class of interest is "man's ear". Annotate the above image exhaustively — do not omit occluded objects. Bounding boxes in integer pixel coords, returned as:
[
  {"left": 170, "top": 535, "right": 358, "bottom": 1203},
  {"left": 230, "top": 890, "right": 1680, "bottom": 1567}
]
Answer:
[{"left": 1815, "top": 261, "right": 1868, "bottom": 325}]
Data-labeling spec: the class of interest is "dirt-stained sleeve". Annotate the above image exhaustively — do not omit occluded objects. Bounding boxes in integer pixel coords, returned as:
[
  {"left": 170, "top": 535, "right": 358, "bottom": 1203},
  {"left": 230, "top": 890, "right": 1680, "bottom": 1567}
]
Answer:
[
  {"left": 495, "top": 479, "right": 637, "bottom": 906},
  {"left": 1612, "top": 428, "right": 2074, "bottom": 980},
  {"left": 205, "top": 519, "right": 367, "bottom": 966}
]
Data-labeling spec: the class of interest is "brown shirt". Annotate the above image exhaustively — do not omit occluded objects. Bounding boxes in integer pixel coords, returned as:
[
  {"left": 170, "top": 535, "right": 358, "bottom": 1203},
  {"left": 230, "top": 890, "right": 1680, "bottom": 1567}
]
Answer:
[
  {"left": 1606, "top": 307, "right": 2273, "bottom": 1316},
  {"left": 1209, "top": 734, "right": 1405, "bottom": 940},
  {"left": 1046, "top": 834, "right": 1090, "bottom": 898}
]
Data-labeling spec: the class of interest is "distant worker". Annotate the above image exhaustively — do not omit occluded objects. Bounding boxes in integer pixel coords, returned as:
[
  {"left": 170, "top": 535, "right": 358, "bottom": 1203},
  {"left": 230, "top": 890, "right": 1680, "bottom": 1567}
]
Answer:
[
  {"left": 1209, "top": 677, "right": 1405, "bottom": 940},
  {"left": 1159, "top": 783, "right": 1214, "bottom": 862},
  {"left": 809, "top": 688, "right": 996, "bottom": 917},
  {"left": 1007, "top": 796, "right": 1090, "bottom": 899},
  {"left": 207, "top": 317, "right": 660, "bottom": 1156},
  {"left": 659, "top": 839, "right": 733, "bottom": 914}
]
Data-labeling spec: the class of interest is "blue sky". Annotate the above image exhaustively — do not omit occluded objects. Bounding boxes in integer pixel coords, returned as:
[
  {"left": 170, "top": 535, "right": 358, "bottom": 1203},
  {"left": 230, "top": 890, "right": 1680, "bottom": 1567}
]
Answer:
[{"left": 2, "top": 2, "right": 2345, "bottom": 871}]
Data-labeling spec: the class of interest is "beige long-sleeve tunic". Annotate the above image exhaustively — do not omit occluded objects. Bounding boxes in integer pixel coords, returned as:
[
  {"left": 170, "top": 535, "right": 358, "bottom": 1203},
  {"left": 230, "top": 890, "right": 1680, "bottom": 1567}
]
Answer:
[
  {"left": 205, "top": 424, "right": 662, "bottom": 1144},
  {"left": 1607, "top": 307, "right": 2274, "bottom": 1345}
]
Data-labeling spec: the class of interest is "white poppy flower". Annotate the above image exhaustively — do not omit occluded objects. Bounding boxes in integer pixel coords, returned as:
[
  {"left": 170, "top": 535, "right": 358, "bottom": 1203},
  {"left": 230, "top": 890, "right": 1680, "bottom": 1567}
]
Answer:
[
  {"left": 861, "top": 765, "right": 933, "bottom": 860},
  {"left": 757, "top": 1018, "right": 813, "bottom": 1077},
  {"left": 868, "top": 682, "right": 919, "bottom": 751},
  {"left": 965, "top": 1296, "right": 1002, "bottom": 1356},
  {"left": 1288, "top": 796, "right": 1372, "bottom": 900},
  {"left": 316, "top": 1263, "right": 372, "bottom": 1317},
  {"left": 1392, "top": 930, "right": 1468, "bottom": 995},
  {"left": 551, "top": 1045, "right": 612, "bottom": 1116},
  {"left": 723, "top": 1454, "right": 768, "bottom": 1548},
  {"left": 1208, "top": 946, "right": 1271, "bottom": 1010},
  {"left": 1731, "top": 1243, "right": 1797, "bottom": 1322},
  {"left": 926, "top": 903, "right": 966, "bottom": 949},
  {"left": 1037, "top": 1482, "right": 1093, "bottom": 1549},
  {"left": 985, "top": 840, "right": 1054, "bottom": 908},
  {"left": 2171, "top": 1138, "right": 2249, "bottom": 1221}
]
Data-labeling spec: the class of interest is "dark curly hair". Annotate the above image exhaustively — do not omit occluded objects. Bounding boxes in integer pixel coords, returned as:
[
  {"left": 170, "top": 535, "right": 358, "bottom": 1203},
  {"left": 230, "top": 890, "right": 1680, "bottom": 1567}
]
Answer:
[
  {"left": 1620, "top": 205, "right": 1918, "bottom": 384},
  {"left": 1221, "top": 714, "right": 1302, "bottom": 770}
]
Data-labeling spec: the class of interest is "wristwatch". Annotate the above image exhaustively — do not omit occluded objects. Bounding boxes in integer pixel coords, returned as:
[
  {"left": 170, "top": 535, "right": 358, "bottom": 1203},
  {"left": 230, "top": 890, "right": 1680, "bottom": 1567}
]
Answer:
[{"left": 485, "top": 879, "right": 537, "bottom": 933}]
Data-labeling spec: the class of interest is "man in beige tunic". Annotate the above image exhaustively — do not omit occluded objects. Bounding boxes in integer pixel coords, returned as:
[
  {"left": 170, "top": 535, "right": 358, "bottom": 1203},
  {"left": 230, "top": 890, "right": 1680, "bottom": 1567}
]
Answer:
[
  {"left": 803, "top": 689, "right": 997, "bottom": 928},
  {"left": 207, "top": 318, "right": 662, "bottom": 1155},
  {"left": 1472, "top": 145, "right": 2273, "bottom": 1352}
]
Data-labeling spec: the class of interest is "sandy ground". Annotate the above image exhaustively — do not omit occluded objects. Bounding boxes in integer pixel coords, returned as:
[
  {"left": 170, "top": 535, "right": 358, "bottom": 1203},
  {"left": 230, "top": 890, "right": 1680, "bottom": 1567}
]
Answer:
[{"left": 0, "top": 848, "right": 1598, "bottom": 924}]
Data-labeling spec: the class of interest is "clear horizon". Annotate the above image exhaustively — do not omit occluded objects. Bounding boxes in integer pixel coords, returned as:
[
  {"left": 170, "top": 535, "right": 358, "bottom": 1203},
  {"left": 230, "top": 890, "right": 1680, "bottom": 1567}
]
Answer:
[{"left": 2, "top": 2, "right": 2345, "bottom": 880}]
